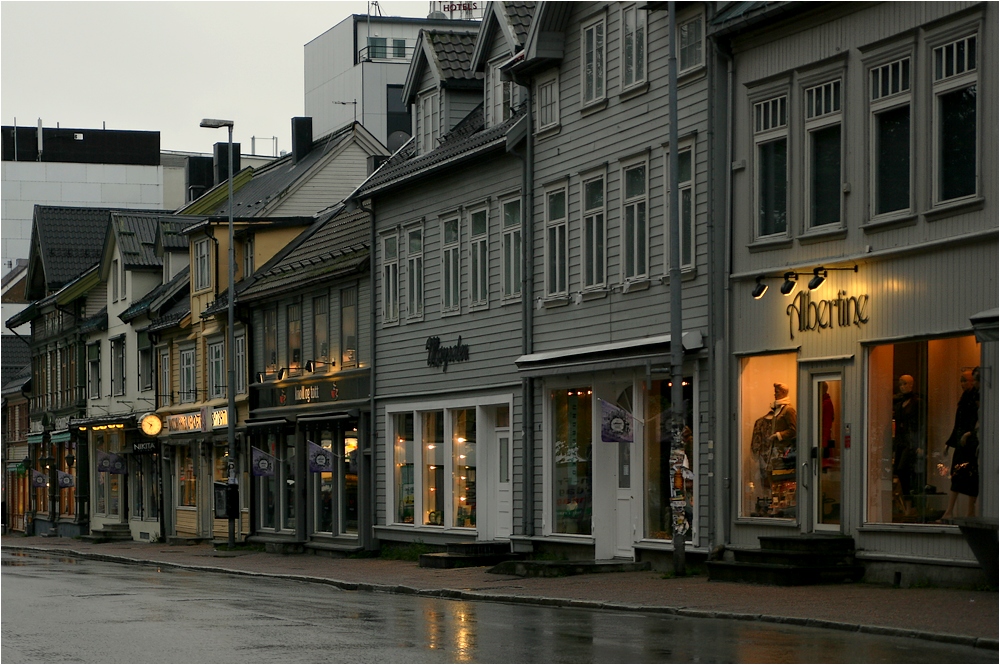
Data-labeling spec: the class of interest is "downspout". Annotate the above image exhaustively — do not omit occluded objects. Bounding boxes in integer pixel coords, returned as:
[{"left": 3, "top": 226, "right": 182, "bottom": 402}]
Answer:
[
  {"left": 367, "top": 199, "right": 377, "bottom": 551},
  {"left": 721, "top": 46, "right": 736, "bottom": 548}
]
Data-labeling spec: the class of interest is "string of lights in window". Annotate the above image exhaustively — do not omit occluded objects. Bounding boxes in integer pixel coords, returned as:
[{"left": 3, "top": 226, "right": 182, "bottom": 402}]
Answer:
[{"left": 751, "top": 265, "right": 858, "bottom": 300}]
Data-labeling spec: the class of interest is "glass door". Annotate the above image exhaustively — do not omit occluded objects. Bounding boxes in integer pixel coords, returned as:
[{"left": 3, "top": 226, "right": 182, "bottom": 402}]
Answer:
[{"left": 813, "top": 375, "right": 842, "bottom": 530}]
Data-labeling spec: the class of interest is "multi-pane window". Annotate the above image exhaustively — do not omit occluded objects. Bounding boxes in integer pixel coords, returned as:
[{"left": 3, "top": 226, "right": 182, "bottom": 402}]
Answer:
[
  {"left": 287, "top": 303, "right": 302, "bottom": 371},
  {"left": 622, "top": 162, "right": 648, "bottom": 280},
  {"left": 489, "top": 60, "right": 514, "bottom": 126},
  {"left": 678, "top": 14, "right": 704, "bottom": 73},
  {"left": 264, "top": 308, "right": 278, "bottom": 371},
  {"left": 537, "top": 73, "right": 559, "bottom": 131},
  {"left": 158, "top": 348, "right": 170, "bottom": 406},
  {"left": 243, "top": 235, "right": 255, "bottom": 278},
  {"left": 367, "top": 36, "right": 387, "bottom": 59},
  {"left": 805, "top": 80, "right": 843, "bottom": 228},
  {"left": 179, "top": 347, "right": 196, "bottom": 403},
  {"left": 407, "top": 227, "right": 423, "bottom": 319},
  {"left": 419, "top": 91, "right": 440, "bottom": 154},
  {"left": 194, "top": 238, "right": 212, "bottom": 291},
  {"left": 870, "top": 56, "right": 911, "bottom": 216},
  {"left": 382, "top": 233, "right": 399, "bottom": 323},
  {"left": 501, "top": 197, "right": 522, "bottom": 298},
  {"left": 111, "top": 337, "right": 125, "bottom": 396},
  {"left": 139, "top": 345, "right": 153, "bottom": 392},
  {"left": 469, "top": 208, "right": 488, "bottom": 307},
  {"left": 234, "top": 334, "right": 246, "bottom": 394},
  {"left": 545, "top": 188, "right": 568, "bottom": 296},
  {"left": 208, "top": 341, "right": 225, "bottom": 399},
  {"left": 670, "top": 146, "right": 695, "bottom": 270},
  {"left": 87, "top": 343, "right": 101, "bottom": 399},
  {"left": 582, "top": 175, "right": 606, "bottom": 288},
  {"left": 933, "top": 34, "right": 978, "bottom": 203},
  {"left": 313, "top": 296, "right": 329, "bottom": 362},
  {"left": 754, "top": 94, "right": 788, "bottom": 237},
  {"left": 341, "top": 286, "right": 358, "bottom": 367},
  {"left": 622, "top": 4, "right": 646, "bottom": 88},
  {"left": 582, "top": 16, "right": 605, "bottom": 106},
  {"left": 393, "top": 38, "right": 407, "bottom": 58},
  {"left": 442, "top": 218, "right": 461, "bottom": 313},
  {"left": 111, "top": 259, "right": 119, "bottom": 302}
]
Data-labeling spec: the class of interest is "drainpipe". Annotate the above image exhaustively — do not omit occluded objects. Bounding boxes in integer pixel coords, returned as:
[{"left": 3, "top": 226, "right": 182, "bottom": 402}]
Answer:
[
  {"left": 721, "top": 49, "right": 735, "bottom": 548},
  {"left": 367, "top": 199, "right": 378, "bottom": 551}
]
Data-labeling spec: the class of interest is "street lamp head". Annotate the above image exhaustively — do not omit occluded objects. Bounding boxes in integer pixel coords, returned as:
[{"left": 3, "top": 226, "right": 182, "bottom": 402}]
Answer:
[{"left": 200, "top": 118, "right": 234, "bottom": 129}]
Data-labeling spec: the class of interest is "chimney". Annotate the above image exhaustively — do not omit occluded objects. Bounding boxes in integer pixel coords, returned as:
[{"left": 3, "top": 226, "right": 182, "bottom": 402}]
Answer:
[
  {"left": 291, "top": 117, "right": 313, "bottom": 164},
  {"left": 214, "top": 142, "right": 241, "bottom": 185}
]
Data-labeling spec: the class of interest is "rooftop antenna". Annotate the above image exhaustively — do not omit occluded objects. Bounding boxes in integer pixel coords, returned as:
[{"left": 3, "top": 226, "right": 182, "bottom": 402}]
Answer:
[{"left": 37, "top": 118, "right": 43, "bottom": 161}]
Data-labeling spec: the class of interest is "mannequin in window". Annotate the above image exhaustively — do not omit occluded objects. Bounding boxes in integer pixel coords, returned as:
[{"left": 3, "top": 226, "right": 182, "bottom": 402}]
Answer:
[
  {"left": 749, "top": 383, "right": 796, "bottom": 514},
  {"left": 769, "top": 382, "right": 797, "bottom": 456},
  {"left": 892, "top": 374, "right": 923, "bottom": 515},
  {"left": 943, "top": 368, "right": 980, "bottom": 519},
  {"left": 820, "top": 381, "right": 835, "bottom": 470}
]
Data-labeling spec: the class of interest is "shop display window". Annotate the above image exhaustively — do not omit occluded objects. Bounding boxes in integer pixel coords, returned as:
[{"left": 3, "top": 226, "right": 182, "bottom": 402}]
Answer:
[
  {"left": 452, "top": 409, "right": 477, "bottom": 528},
  {"left": 644, "top": 377, "right": 694, "bottom": 540},
  {"left": 866, "top": 335, "right": 980, "bottom": 524},
  {"left": 739, "top": 353, "right": 798, "bottom": 519},
  {"left": 260, "top": 433, "right": 278, "bottom": 529},
  {"left": 343, "top": 427, "right": 359, "bottom": 533},
  {"left": 282, "top": 436, "right": 296, "bottom": 530},
  {"left": 59, "top": 446, "right": 75, "bottom": 517},
  {"left": 394, "top": 414, "right": 415, "bottom": 524},
  {"left": 423, "top": 411, "right": 445, "bottom": 525},
  {"left": 177, "top": 444, "right": 196, "bottom": 508},
  {"left": 552, "top": 388, "right": 593, "bottom": 535},
  {"left": 315, "top": 430, "right": 335, "bottom": 533}
]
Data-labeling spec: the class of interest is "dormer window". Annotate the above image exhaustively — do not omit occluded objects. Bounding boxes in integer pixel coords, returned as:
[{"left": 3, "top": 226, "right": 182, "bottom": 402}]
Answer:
[
  {"left": 418, "top": 91, "right": 440, "bottom": 154},
  {"left": 194, "top": 238, "right": 212, "bottom": 291},
  {"left": 488, "top": 58, "right": 515, "bottom": 126}
]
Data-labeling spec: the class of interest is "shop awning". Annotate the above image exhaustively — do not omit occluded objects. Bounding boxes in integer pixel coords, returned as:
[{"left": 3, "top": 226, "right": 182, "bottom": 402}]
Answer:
[
  {"left": 49, "top": 430, "right": 72, "bottom": 444},
  {"left": 27, "top": 434, "right": 44, "bottom": 445},
  {"left": 296, "top": 411, "right": 357, "bottom": 424},
  {"left": 245, "top": 418, "right": 291, "bottom": 428},
  {"left": 515, "top": 331, "right": 704, "bottom": 377}
]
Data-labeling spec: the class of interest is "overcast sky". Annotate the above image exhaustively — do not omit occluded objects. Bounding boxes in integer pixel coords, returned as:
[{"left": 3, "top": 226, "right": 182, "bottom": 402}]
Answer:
[{"left": 1, "top": 1, "right": 434, "bottom": 155}]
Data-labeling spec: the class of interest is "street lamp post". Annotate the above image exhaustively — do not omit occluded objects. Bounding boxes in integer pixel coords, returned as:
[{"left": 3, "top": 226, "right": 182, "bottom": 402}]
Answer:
[{"left": 201, "top": 118, "right": 237, "bottom": 549}]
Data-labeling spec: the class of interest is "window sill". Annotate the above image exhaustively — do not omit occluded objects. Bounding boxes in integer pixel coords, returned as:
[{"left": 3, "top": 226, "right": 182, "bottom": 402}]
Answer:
[
  {"left": 857, "top": 523, "right": 959, "bottom": 534},
  {"left": 579, "top": 288, "right": 609, "bottom": 302},
  {"left": 748, "top": 236, "right": 794, "bottom": 252},
  {"left": 618, "top": 81, "right": 650, "bottom": 101},
  {"left": 535, "top": 124, "right": 561, "bottom": 140},
  {"left": 924, "top": 195, "right": 985, "bottom": 222},
  {"left": 469, "top": 302, "right": 490, "bottom": 313},
  {"left": 798, "top": 226, "right": 848, "bottom": 245},
  {"left": 542, "top": 295, "right": 570, "bottom": 309},
  {"left": 442, "top": 308, "right": 462, "bottom": 318},
  {"left": 660, "top": 267, "right": 698, "bottom": 284},
  {"left": 677, "top": 64, "right": 706, "bottom": 86},
  {"left": 501, "top": 296, "right": 523, "bottom": 307},
  {"left": 861, "top": 213, "right": 918, "bottom": 233},
  {"left": 381, "top": 319, "right": 400, "bottom": 328},
  {"left": 621, "top": 278, "right": 651, "bottom": 293},
  {"left": 406, "top": 314, "right": 425, "bottom": 324},
  {"left": 580, "top": 98, "right": 609, "bottom": 117}
]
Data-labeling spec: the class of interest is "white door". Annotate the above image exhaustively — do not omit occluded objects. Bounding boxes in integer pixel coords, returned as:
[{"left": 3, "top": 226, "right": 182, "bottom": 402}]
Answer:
[
  {"left": 493, "top": 405, "right": 513, "bottom": 540},
  {"left": 613, "top": 385, "right": 636, "bottom": 558},
  {"left": 593, "top": 382, "right": 637, "bottom": 560}
]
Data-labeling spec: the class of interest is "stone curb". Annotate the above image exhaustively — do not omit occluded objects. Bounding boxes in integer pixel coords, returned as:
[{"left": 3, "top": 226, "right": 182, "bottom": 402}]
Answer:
[{"left": 6, "top": 544, "right": 997, "bottom": 652}]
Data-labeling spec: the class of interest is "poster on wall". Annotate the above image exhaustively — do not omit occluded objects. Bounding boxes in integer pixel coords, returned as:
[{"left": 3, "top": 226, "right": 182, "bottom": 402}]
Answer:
[{"left": 599, "top": 398, "right": 633, "bottom": 443}]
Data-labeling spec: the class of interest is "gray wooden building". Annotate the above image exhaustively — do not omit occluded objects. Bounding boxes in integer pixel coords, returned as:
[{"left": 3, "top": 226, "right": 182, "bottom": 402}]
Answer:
[{"left": 712, "top": 1, "right": 998, "bottom": 586}]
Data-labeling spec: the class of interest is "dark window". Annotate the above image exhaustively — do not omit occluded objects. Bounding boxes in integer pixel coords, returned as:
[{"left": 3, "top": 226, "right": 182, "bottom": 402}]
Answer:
[
  {"left": 875, "top": 105, "right": 910, "bottom": 215},
  {"left": 811, "top": 125, "right": 841, "bottom": 226},
  {"left": 758, "top": 138, "right": 787, "bottom": 236},
  {"left": 288, "top": 303, "right": 302, "bottom": 371},
  {"left": 939, "top": 85, "right": 977, "bottom": 201},
  {"left": 386, "top": 85, "right": 411, "bottom": 139}
]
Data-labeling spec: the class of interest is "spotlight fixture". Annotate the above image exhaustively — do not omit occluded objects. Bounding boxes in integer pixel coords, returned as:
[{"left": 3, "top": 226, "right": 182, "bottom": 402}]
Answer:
[
  {"left": 780, "top": 272, "right": 798, "bottom": 296},
  {"left": 276, "top": 367, "right": 288, "bottom": 381},
  {"left": 751, "top": 276, "right": 768, "bottom": 300},
  {"left": 808, "top": 267, "right": 827, "bottom": 291},
  {"left": 304, "top": 359, "right": 333, "bottom": 373},
  {"left": 255, "top": 372, "right": 266, "bottom": 384}
]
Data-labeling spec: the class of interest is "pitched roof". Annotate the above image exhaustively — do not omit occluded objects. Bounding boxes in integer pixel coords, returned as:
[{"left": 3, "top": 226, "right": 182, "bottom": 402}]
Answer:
[
  {"left": 158, "top": 216, "right": 201, "bottom": 252},
  {"left": 236, "top": 208, "right": 371, "bottom": 304},
  {"left": 78, "top": 306, "right": 108, "bottom": 335},
  {"left": 504, "top": 1, "right": 536, "bottom": 45},
  {"left": 2, "top": 335, "right": 30, "bottom": 387},
  {"left": 404, "top": 29, "right": 484, "bottom": 104},
  {"left": 28, "top": 206, "right": 112, "bottom": 294},
  {"left": 106, "top": 212, "right": 162, "bottom": 273},
  {"left": 147, "top": 296, "right": 190, "bottom": 333},
  {"left": 354, "top": 102, "right": 524, "bottom": 198},
  {"left": 120, "top": 265, "right": 190, "bottom": 323},
  {"left": 1, "top": 259, "right": 29, "bottom": 289},
  {"left": 472, "top": 1, "right": 536, "bottom": 70},
  {"left": 1, "top": 362, "right": 31, "bottom": 397}
]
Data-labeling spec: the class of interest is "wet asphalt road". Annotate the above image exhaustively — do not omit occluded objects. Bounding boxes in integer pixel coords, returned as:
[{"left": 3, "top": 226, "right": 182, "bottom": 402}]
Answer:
[{"left": 1, "top": 550, "right": 992, "bottom": 664}]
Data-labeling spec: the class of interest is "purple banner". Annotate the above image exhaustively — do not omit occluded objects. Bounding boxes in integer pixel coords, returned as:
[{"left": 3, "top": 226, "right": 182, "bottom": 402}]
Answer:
[
  {"left": 251, "top": 447, "right": 276, "bottom": 477},
  {"left": 57, "top": 469, "right": 76, "bottom": 488},
  {"left": 307, "top": 440, "right": 333, "bottom": 473},
  {"left": 599, "top": 398, "right": 633, "bottom": 443},
  {"left": 108, "top": 452, "right": 126, "bottom": 474},
  {"left": 31, "top": 469, "right": 48, "bottom": 488},
  {"left": 96, "top": 449, "right": 111, "bottom": 472}
]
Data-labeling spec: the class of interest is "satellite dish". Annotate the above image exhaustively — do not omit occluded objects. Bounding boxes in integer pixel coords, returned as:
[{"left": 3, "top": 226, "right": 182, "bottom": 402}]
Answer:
[
  {"left": 387, "top": 131, "right": 411, "bottom": 153},
  {"left": 427, "top": 11, "right": 448, "bottom": 19}
]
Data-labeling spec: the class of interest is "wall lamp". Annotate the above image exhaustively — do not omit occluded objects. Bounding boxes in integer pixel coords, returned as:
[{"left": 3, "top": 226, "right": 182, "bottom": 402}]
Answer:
[
  {"left": 751, "top": 265, "right": 859, "bottom": 300},
  {"left": 751, "top": 276, "right": 768, "bottom": 299},
  {"left": 255, "top": 368, "right": 289, "bottom": 383},
  {"left": 304, "top": 359, "right": 333, "bottom": 373},
  {"left": 780, "top": 272, "right": 798, "bottom": 296}
]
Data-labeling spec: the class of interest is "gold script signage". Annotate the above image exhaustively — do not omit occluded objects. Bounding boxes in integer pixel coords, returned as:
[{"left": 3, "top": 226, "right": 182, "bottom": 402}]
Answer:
[{"left": 786, "top": 290, "right": 869, "bottom": 339}]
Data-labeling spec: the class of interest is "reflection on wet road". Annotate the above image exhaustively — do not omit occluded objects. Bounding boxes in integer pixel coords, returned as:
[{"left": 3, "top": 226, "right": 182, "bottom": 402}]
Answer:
[{"left": 1, "top": 550, "right": 991, "bottom": 663}]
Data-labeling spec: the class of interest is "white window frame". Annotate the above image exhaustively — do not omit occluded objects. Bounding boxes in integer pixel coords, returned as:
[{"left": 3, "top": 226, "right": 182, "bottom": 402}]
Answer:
[
  {"left": 581, "top": 172, "right": 606, "bottom": 289},
  {"left": 158, "top": 347, "right": 170, "bottom": 407},
  {"left": 500, "top": 195, "right": 522, "bottom": 300},
  {"left": 753, "top": 92, "right": 790, "bottom": 239},
  {"left": 621, "top": 158, "right": 649, "bottom": 282},
  {"left": 442, "top": 216, "right": 461, "bottom": 314},
  {"left": 868, "top": 54, "right": 913, "bottom": 219},
  {"left": 234, "top": 333, "right": 247, "bottom": 395},
  {"left": 406, "top": 224, "right": 424, "bottom": 320},
  {"left": 381, "top": 232, "right": 400, "bottom": 325},
  {"left": 677, "top": 10, "right": 705, "bottom": 75},
  {"left": 544, "top": 186, "right": 568, "bottom": 297},
  {"left": 803, "top": 78, "right": 844, "bottom": 230},
  {"left": 418, "top": 90, "right": 440, "bottom": 155},
  {"left": 536, "top": 71, "right": 560, "bottom": 132},
  {"left": 621, "top": 4, "right": 647, "bottom": 90},
  {"left": 469, "top": 205, "right": 489, "bottom": 309},
  {"left": 111, "top": 259, "right": 119, "bottom": 302},
  {"left": 179, "top": 347, "right": 196, "bottom": 404},
  {"left": 581, "top": 14, "right": 606, "bottom": 107},
  {"left": 666, "top": 140, "right": 696, "bottom": 271},
  {"left": 488, "top": 58, "right": 514, "bottom": 127},
  {"left": 87, "top": 342, "right": 101, "bottom": 400},
  {"left": 138, "top": 344, "right": 153, "bottom": 392},
  {"left": 111, "top": 337, "right": 126, "bottom": 397},
  {"left": 931, "top": 31, "right": 979, "bottom": 206},
  {"left": 194, "top": 238, "right": 212, "bottom": 291},
  {"left": 243, "top": 234, "right": 255, "bottom": 278},
  {"left": 208, "top": 340, "right": 225, "bottom": 399}
]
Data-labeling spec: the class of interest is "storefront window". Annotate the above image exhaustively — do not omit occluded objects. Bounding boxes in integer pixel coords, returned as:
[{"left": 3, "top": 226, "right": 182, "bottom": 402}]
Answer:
[
  {"left": 282, "top": 435, "right": 296, "bottom": 530},
  {"left": 394, "top": 414, "right": 415, "bottom": 524},
  {"left": 316, "top": 430, "right": 335, "bottom": 533},
  {"left": 95, "top": 447, "right": 106, "bottom": 514},
  {"left": 343, "top": 427, "right": 359, "bottom": 533},
  {"left": 178, "top": 445, "right": 196, "bottom": 508},
  {"left": 867, "top": 335, "right": 980, "bottom": 524},
  {"left": 452, "top": 409, "right": 476, "bottom": 528},
  {"left": 552, "top": 388, "right": 593, "bottom": 535},
  {"left": 423, "top": 411, "right": 445, "bottom": 525},
  {"left": 260, "top": 432, "right": 278, "bottom": 529},
  {"left": 740, "top": 353, "right": 798, "bottom": 519},
  {"left": 644, "top": 377, "right": 693, "bottom": 540},
  {"left": 60, "top": 446, "right": 75, "bottom": 517}
]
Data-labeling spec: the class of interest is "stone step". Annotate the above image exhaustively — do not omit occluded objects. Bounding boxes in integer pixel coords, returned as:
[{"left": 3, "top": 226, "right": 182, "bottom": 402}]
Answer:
[
  {"left": 444, "top": 541, "right": 512, "bottom": 556},
  {"left": 488, "top": 559, "right": 652, "bottom": 578},
  {"left": 707, "top": 560, "right": 864, "bottom": 586},
  {"left": 757, "top": 534, "right": 855, "bottom": 554},
  {"left": 731, "top": 548, "right": 854, "bottom": 567},
  {"left": 419, "top": 551, "right": 520, "bottom": 569}
]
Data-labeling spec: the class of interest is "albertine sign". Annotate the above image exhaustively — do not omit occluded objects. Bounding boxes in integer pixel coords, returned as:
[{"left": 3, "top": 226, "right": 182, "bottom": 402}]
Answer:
[
  {"left": 786, "top": 290, "right": 870, "bottom": 339},
  {"left": 425, "top": 336, "right": 470, "bottom": 371}
]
